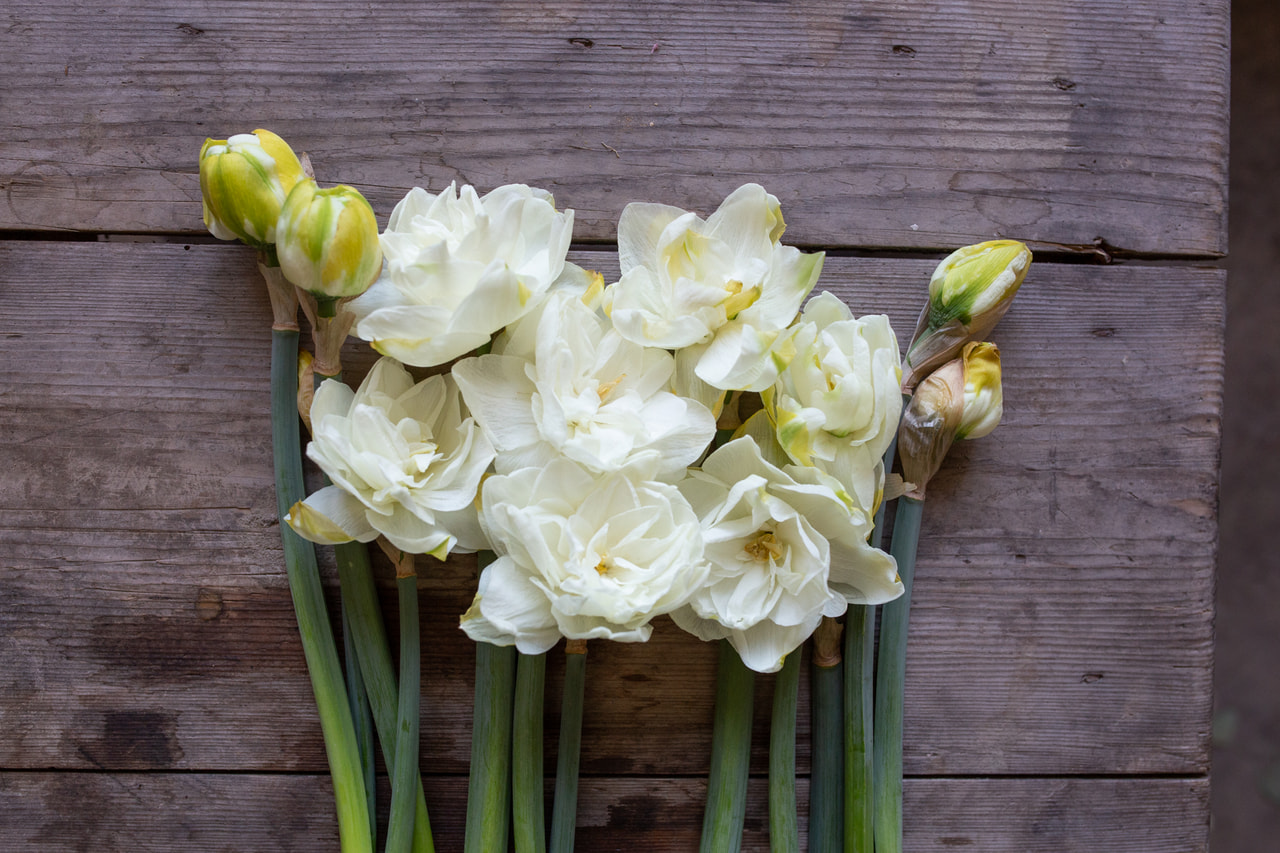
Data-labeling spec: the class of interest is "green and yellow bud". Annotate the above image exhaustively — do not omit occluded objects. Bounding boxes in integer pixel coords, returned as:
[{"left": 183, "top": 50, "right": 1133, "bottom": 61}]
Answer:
[
  {"left": 897, "top": 341, "right": 1004, "bottom": 499},
  {"left": 956, "top": 341, "right": 1002, "bottom": 440},
  {"left": 276, "top": 181, "right": 383, "bottom": 302},
  {"left": 902, "top": 240, "right": 1030, "bottom": 392},
  {"left": 199, "top": 129, "right": 306, "bottom": 250}
]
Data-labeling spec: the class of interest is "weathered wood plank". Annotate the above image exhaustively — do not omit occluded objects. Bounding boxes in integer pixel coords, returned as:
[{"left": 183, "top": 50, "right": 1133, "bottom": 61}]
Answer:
[
  {"left": 0, "top": 0, "right": 1228, "bottom": 254},
  {"left": 0, "top": 772, "right": 1209, "bottom": 852},
  {"left": 0, "top": 241, "right": 1219, "bottom": 780}
]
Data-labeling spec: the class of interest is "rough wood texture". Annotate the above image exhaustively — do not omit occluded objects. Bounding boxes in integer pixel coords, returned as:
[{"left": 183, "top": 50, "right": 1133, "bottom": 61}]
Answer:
[
  {"left": 0, "top": 1, "right": 1228, "bottom": 255},
  {"left": 0, "top": 773, "right": 1209, "bottom": 852},
  {"left": 0, "top": 239, "right": 1219, "bottom": 848}
]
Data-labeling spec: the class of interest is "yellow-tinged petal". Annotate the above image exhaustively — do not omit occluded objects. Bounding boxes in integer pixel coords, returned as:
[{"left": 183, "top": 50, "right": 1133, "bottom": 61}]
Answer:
[{"left": 285, "top": 499, "right": 356, "bottom": 545}]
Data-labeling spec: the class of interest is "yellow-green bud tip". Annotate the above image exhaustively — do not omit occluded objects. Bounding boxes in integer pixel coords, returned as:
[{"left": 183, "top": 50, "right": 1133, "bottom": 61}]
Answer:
[
  {"left": 929, "top": 240, "right": 1031, "bottom": 325},
  {"left": 276, "top": 182, "right": 383, "bottom": 300},
  {"left": 198, "top": 129, "right": 306, "bottom": 250}
]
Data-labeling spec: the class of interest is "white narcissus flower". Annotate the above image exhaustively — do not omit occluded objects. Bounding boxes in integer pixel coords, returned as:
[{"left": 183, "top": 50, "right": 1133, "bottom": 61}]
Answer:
[
  {"left": 285, "top": 357, "right": 495, "bottom": 558},
  {"left": 672, "top": 437, "right": 902, "bottom": 673},
  {"left": 460, "top": 459, "right": 709, "bottom": 654},
  {"left": 452, "top": 290, "right": 716, "bottom": 478},
  {"left": 763, "top": 291, "right": 902, "bottom": 510},
  {"left": 347, "top": 182, "right": 575, "bottom": 367},
  {"left": 604, "top": 184, "right": 823, "bottom": 392}
]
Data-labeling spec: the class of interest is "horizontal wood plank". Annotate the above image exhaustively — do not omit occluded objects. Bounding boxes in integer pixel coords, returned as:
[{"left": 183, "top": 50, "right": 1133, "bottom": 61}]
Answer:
[
  {"left": 0, "top": 241, "right": 1220, "bottom": 784},
  {"left": 0, "top": 0, "right": 1228, "bottom": 254},
  {"left": 0, "top": 772, "right": 1209, "bottom": 852}
]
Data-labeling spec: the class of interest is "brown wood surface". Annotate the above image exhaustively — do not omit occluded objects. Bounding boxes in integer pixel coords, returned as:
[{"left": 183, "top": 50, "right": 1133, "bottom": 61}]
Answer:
[
  {"left": 0, "top": 0, "right": 1227, "bottom": 255},
  {"left": 0, "top": 240, "right": 1219, "bottom": 849}
]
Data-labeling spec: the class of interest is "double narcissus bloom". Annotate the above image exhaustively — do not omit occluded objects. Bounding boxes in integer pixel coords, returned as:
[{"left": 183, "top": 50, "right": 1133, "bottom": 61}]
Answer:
[
  {"left": 460, "top": 459, "right": 710, "bottom": 653},
  {"left": 276, "top": 181, "right": 384, "bottom": 303},
  {"left": 902, "top": 240, "right": 1030, "bottom": 392},
  {"left": 348, "top": 182, "right": 577, "bottom": 368},
  {"left": 285, "top": 357, "right": 495, "bottom": 558},
  {"left": 898, "top": 341, "right": 1003, "bottom": 500},
  {"left": 671, "top": 437, "right": 902, "bottom": 673},
  {"left": 453, "top": 289, "right": 717, "bottom": 480},
  {"left": 763, "top": 291, "right": 902, "bottom": 511},
  {"left": 199, "top": 129, "right": 307, "bottom": 250},
  {"left": 604, "top": 184, "right": 824, "bottom": 392}
]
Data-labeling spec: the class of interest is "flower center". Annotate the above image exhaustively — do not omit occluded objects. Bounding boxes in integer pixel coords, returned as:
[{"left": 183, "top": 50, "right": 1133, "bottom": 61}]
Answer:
[
  {"left": 743, "top": 531, "right": 784, "bottom": 563},
  {"left": 722, "top": 279, "right": 761, "bottom": 320},
  {"left": 596, "top": 374, "right": 626, "bottom": 401}
]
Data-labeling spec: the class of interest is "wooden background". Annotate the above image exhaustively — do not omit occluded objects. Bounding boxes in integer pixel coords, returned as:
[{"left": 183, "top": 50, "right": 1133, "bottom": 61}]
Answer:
[{"left": 0, "top": 1, "right": 1226, "bottom": 850}]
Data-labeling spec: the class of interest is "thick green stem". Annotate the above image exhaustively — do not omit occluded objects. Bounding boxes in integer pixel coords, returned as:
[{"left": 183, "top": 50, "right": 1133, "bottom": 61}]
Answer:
[
  {"left": 842, "top": 605, "right": 874, "bottom": 853},
  {"left": 700, "top": 640, "right": 755, "bottom": 853},
  {"left": 809, "top": 655, "right": 844, "bottom": 852},
  {"left": 872, "top": 496, "right": 924, "bottom": 853},
  {"left": 550, "top": 645, "right": 587, "bottom": 853},
  {"left": 768, "top": 652, "right": 800, "bottom": 853},
  {"left": 342, "top": 604, "right": 377, "bottom": 845},
  {"left": 270, "top": 328, "right": 372, "bottom": 853},
  {"left": 385, "top": 573, "right": 422, "bottom": 853},
  {"left": 465, "top": 640, "right": 517, "bottom": 853},
  {"left": 513, "top": 653, "right": 548, "bottom": 853},
  {"left": 843, "top": 401, "right": 901, "bottom": 853},
  {"left": 335, "top": 542, "right": 435, "bottom": 853}
]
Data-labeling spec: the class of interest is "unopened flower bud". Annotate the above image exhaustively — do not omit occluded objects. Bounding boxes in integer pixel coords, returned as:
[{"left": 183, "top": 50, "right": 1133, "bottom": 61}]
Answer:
[
  {"left": 901, "top": 240, "right": 1029, "bottom": 392},
  {"left": 898, "top": 341, "right": 1003, "bottom": 499},
  {"left": 956, "top": 341, "right": 1002, "bottom": 440},
  {"left": 199, "top": 130, "right": 306, "bottom": 250},
  {"left": 276, "top": 181, "right": 383, "bottom": 303}
]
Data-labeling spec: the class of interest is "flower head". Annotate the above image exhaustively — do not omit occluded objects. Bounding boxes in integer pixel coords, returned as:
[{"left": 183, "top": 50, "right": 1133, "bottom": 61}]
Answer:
[
  {"left": 277, "top": 181, "right": 383, "bottom": 301},
  {"left": 672, "top": 438, "right": 901, "bottom": 673},
  {"left": 285, "top": 357, "right": 495, "bottom": 557},
  {"left": 604, "top": 184, "right": 823, "bottom": 391},
  {"left": 199, "top": 129, "right": 307, "bottom": 250},
  {"left": 902, "top": 240, "right": 1029, "bottom": 391},
  {"left": 347, "top": 182, "right": 575, "bottom": 367},
  {"left": 460, "top": 460, "right": 709, "bottom": 653},
  {"left": 763, "top": 291, "right": 902, "bottom": 509},
  {"left": 452, "top": 290, "right": 716, "bottom": 478}
]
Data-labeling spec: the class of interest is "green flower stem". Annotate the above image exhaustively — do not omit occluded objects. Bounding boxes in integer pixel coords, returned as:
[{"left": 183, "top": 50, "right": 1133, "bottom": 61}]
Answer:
[
  {"left": 768, "top": 651, "right": 800, "bottom": 853},
  {"left": 270, "top": 328, "right": 372, "bottom": 853},
  {"left": 550, "top": 642, "right": 587, "bottom": 853},
  {"left": 809, "top": 619, "right": 844, "bottom": 853},
  {"left": 872, "top": 496, "right": 925, "bottom": 853},
  {"left": 513, "top": 653, "right": 548, "bottom": 853},
  {"left": 700, "top": 640, "right": 755, "bottom": 853},
  {"left": 841, "top": 605, "right": 874, "bottom": 853},
  {"left": 342, "top": 603, "right": 377, "bottom": 845},
  {"left": 385, "top": 570, "right": 422, "bottom": 853},
  {"left": 334, "top": 543, "right": 435, "bottom": 853},
  {"left": 465, "top": 639, "right": 517, "bottom": 853}
]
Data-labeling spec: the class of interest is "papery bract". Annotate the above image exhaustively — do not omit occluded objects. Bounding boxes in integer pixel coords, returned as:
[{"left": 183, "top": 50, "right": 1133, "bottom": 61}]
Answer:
[
  {"left": 460, "top": 460, "right": 709, "bottom": 654},
  {"left": 763, "top": 291, "right": 902, "bottom": 510},
  {"left": 453, "top": 290, "right": 716, "bottom": 478},
  {"left": 348, "top": 182, "right": 575, "bottom": 367},
  {"left": 285, "top": 357, "right": 495, "bottom": 557},
  {"left": 604, "top": 184, "right": 823, "bottom": 391},
  {"left": 672, "top": 437, "right": 902, "bottom": 673}
]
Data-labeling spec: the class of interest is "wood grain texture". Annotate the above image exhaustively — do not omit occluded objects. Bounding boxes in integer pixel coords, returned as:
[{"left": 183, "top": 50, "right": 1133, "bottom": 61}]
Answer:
[
  {"left": 0, "top": 0, "right": 1228, "bottom": 254},
  {"left": 0, "top": 241, "right": 1219, "bottom": 795},
  {"left": 0, "top": 773, "right": 1209, "bottom": 852}
]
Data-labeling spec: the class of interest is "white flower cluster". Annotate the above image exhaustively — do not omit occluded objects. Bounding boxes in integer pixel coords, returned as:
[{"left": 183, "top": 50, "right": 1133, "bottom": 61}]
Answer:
[{"left": 288, "top": 182, "right": 904, "bottom": 673}]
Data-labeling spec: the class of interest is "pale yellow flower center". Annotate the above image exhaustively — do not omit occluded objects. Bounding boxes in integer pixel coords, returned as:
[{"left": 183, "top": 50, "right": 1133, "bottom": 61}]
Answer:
[
  {"left": 743, "top": 531, "right": 784, "bottom": 563},
  {"left": 722, "top": 279, "right": 761, "bottom": 319}
]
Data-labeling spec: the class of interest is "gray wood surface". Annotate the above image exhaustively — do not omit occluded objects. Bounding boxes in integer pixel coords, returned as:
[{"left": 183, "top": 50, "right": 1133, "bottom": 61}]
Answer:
[
  {"left": 0, "top": 0, "right": 1228, "bottom": 255},
  {"left": 0, "top": 240, "right": 1219, "bottom": 849},
  {"left": 0, "top": 773, "right": 1209, "bottom": 852}
]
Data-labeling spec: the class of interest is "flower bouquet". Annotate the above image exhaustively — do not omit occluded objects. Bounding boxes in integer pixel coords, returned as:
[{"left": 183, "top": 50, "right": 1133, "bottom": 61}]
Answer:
[{"left": 198, "top": 129, "right": 1028, "bottom": 851}]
